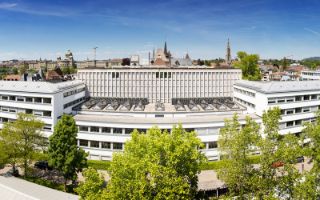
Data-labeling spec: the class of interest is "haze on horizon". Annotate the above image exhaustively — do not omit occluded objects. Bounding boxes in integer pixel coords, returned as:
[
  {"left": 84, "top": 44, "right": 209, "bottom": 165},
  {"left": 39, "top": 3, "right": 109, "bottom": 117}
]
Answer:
[{"left": 0, "top": 0, "right": 319, "bottom": 61}]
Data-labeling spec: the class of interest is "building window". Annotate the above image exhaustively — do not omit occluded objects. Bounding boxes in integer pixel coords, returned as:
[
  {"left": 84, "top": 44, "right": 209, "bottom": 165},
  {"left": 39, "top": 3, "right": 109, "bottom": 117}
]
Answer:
[
  {"left": 295, "top": 120, "right": 302, "bottom": 126},
  {"left": 43, "top": 124, "right": 52, "bottom": 131},
  {"left": 43, "top": 111, "right": 51, "bottom": 117},
  {"left": 125, "top": 128, "right": 134, "bottom": 134},
  {"left": 9, "top": 96, "right": 15, "bottom": 101},
  {"left": 79, "top": 140, "right": 88, "bottom": 147},
  {"left": 113, "top": 128, "right": 122, "bottom": 134},
  {"left": 185, "top": 128, "right": 195, "bottom": 132},
  {"left": 9, "top": 109, "right": 16, "bottom": 113},
  {"left": 286, "top": 98, "right": 294, "bottom": 103},
  {"left": 112, "top": 72, "right": 119, "bottom": 78},
  {"left": 295, "top": 96, "right": 302, "bottom": 102},
  {"left": 17, "top": 97, "right": 25, "bottom": 102},
  {"left": 101, "top": 127, "right": 111, "bottom": 133},
  {"left": 311, "top": 95, "right": 317, "bottom": 100},
  {"left": 277, "top": 99, "right": 285, "bottom": 103},
  {"left": 2, "top": 96, "right": 8, "bottom": 100},
  {"left": 33, "top": 111, "right": 43, "bottom": 116},
  {"left": 286, "top": 109, "right": 294, "bottom": 115},
  {"left": 303, "top": 95, "right": 310, "bottom": 101},
  {"left": 268, "top": 99, "right": 276, "bottom": 104},
  {"left": 26, "top": 97, "right": 33, "bottom": 102},
  {"left": 286, "top": 121, "right": 294, "bottom": 127},
  {"left": 79, "top": 126, "right": 89, "bottom": 132},
  {"left": 34, "top": 97, "right": 42, "bottom": 103},
  {"left": 90, "top": 141, "right": 99, "bottom": 148},
  {"left": 2, "top": 107, "right": 8, "bottom": 112},
  {"left": 90, "top": 126, "right": 100, "bottom": 133},
  {"left": 303, "top": 108, "right": 310, "bottom": 113},
  {"left": 208, "top": 142, "right": 218, "bottom": 149},
  {"left": 43, "top": 98, "right": 51, "bottom": 104},
  {"left": 101, "top": 142, "right": 111, "bottom": 149},
  {"left": 113, "top": 143, "right": 123, "bottom": 150},
  {"left": 295, "top": 108, "right": 302, "bottom": 113}
]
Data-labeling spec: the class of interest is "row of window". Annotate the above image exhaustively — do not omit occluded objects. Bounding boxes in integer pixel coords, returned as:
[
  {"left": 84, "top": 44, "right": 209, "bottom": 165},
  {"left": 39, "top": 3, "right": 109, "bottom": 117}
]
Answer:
[
  {"left": 281, "top": 106, "right": 318, "bottom": 116},
  {"left": 280, "top": 117, "right": 316, "bottom": 129},
  {"left": 268, "top": 94, "right": 319, "bottom": 105},
  {"left": 105, "top": 72, "right": 240, "bottom": 79},
  {"left": 234, "top": 97, "right": 255, "bottom": 108},
  {"left": 63, "top": 87, "right": 85, "bottom": 98},
  {"left": 78, "top": 126, "right": 147, "bottom": 134},
  {"left": 63, "top": 97, "right": 86, "bottom": 109},
  {"left": 0, "top": 107, "right": 52, "bottom": 117},
  {"left": 0, "top": 117, "right": 52, "bottom": 131},
  {"left": 78, "top": 126, "right": 217, "bottom": 135},
  {"left": 78, "top": 140, "right": 218, "bottom": 151},
  {"left": 0, "top": 95, "right": 51, "bottom": 104},
  {"left": 78, "top": 140, "right": 123, "bottom": 150},
  {"left": 201, "top": 141, "right": 218, "bottom": 149},
  {"left": 234, "top": 87, "right": 255, "bottom": 97}
]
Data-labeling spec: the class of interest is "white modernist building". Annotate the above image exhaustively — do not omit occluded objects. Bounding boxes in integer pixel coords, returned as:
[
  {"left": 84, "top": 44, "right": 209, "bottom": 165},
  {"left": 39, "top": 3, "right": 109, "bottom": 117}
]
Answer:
[
  {"left": 234, "top": 80, "right": 320, "bottom": 135},
  {"left": 301, "top": 70, "right": 320, "bottom": 80},
  {"left": 77, "top": 67, "right": 241, "bottom": 103},
  {"left": 74, "top": 66, "right": 246, "bottom": 161},
  {"left": 3, "top": 67, "right": 319, "bottom": 161},
  {"left": 0, "top": 80, "right": 86, "bottom": 137}
]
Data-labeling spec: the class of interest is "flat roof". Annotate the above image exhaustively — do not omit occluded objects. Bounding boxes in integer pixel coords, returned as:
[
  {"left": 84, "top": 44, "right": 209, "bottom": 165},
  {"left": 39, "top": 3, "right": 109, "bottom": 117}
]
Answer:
[
  {"left": 0, "top": 80, "right": 84, "bottom": 94},
  {"left": 0, "top": 176, "right": 78, "bottom": 200},
  {"left": 234, "top": 80, "right": 320, "bottom": 94}
]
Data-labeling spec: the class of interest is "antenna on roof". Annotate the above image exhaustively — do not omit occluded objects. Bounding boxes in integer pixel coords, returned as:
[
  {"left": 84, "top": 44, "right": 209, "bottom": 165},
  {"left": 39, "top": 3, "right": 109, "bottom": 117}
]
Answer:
[{"left": 93, "top": 47, "right": 98, "bottom": 68}]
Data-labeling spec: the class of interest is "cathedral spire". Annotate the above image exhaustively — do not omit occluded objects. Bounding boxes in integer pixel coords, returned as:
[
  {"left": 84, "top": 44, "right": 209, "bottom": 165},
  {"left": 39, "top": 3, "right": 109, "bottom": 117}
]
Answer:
[
  {"left": 164, "top": 41, "right": 168, "bottom": 56},
  {"left": 226, "top": 38, "right": 231, "bottom": 65}
]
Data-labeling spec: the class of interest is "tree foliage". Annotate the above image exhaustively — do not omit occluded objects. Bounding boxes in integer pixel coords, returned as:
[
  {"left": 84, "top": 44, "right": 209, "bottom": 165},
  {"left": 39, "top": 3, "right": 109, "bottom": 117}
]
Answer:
[
  {"left": 75, "top": 168, "right": 105, "bottom": 200},
  {"left": 218, "top": 108, "right": 305, "bottom": 198},
  {"left": 218, "top": 114, "right": 260, "bottom": 198},
  {"left": 234, "top": 51, "right": 261, "bottom": 80},
  {"left": 0, "top": 113, "right": 44, "bottom": 177},
  {"left": 80, "top": 126, "right": 206, "bottom": 200},
  {"left": 48, "top": 114, "right": 87, "bottom": 190}
]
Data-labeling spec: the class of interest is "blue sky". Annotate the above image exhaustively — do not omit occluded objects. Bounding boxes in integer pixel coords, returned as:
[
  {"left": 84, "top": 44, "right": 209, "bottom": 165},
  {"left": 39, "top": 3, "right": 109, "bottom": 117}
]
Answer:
[{"left": 0, "top": 0, "right": 320, "bottom": 61}]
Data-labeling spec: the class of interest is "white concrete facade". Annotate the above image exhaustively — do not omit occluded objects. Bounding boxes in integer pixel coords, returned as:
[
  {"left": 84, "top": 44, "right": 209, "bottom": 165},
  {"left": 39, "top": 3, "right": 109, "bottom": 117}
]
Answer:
[
  {"left": 77, "top": 67, "right": 242, "bottom": 103},
  {"left": 301, "top": 70, "right": 320, "bottom": 80},
  {"left": 0, "top": 80, "right": 86, "bottom": 137},
  {"left": 234, "top": 80, "right": 320, "bottom": 135}
]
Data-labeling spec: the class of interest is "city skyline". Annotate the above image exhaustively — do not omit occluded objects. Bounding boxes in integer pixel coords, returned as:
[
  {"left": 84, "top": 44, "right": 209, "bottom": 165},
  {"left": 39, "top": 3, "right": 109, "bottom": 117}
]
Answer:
[{"left": 0, "top": 0, "right": 320, "bottom": 61}]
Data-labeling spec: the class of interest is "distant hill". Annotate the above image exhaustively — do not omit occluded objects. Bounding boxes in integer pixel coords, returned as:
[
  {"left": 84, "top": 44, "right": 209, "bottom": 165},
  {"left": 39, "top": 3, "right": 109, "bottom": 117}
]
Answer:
[{"left": 302, "top": 57, "right": 320, "bottom": 61}]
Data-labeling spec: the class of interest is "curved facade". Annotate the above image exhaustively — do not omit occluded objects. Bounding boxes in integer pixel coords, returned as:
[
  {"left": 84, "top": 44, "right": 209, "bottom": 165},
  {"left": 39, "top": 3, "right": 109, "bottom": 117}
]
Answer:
[{"left": 74, "top": 67, "right": 246, "bottom": 160}]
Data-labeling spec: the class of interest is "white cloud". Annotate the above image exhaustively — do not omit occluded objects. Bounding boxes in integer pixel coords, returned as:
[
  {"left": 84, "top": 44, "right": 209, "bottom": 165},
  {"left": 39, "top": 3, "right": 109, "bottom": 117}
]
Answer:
[{"left": 0, "top": 2, "right": 17, "bottom": 9}]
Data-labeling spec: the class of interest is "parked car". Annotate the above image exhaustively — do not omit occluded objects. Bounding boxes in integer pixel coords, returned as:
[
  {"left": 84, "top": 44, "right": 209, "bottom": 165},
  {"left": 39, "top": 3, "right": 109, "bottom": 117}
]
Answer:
[
  {"left": 34, "top": 161, "right": 53, "bottom": 170},
  {"left": 296, "top": 156, "right": 304, "bottom": 163}
]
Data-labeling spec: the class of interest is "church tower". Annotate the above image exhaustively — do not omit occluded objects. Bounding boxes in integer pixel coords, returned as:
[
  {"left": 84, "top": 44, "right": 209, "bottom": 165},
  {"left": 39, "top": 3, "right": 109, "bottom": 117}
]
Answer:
[{"left": 226, "top": 38, "right": 231, "bottom": 65}]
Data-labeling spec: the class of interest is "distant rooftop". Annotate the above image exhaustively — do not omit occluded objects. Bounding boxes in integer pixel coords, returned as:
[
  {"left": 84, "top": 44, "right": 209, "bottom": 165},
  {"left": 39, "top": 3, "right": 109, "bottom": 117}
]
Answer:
[
  {"left": 0, "top": 80, "right": 84, "bottom": 94},
  {"left": 235, "top": 80, "right": 320, "bottom": 94}
]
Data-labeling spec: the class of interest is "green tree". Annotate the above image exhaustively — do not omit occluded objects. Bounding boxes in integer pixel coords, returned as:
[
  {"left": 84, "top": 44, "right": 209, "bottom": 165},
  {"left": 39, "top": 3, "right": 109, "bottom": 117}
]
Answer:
[
  {"left": 0, "top": 113, "right": 44, "bottom": 177},
  {"left": 301, "top": 111, "right": 320, "bottom": 198},
  {"left": 218, "top": 114, "right": 260, "bottom": 198},
  {"left": 234, "top": 51, "right": 261, "bottom": 80},
  {"left": 255, "top": 107, "right": 281, "bottom": 198},
  {"left": 103, "top": 125, "right": 206, "bottom": 200},
  {"left": 75, "top": 168, "right": 105, "bottom": 200},
  {"left": 274, "top": 134, "right": 302, "bottom": 198},
  {"left": 48, "top": 114, "right": 87, "bottom": 191}
]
